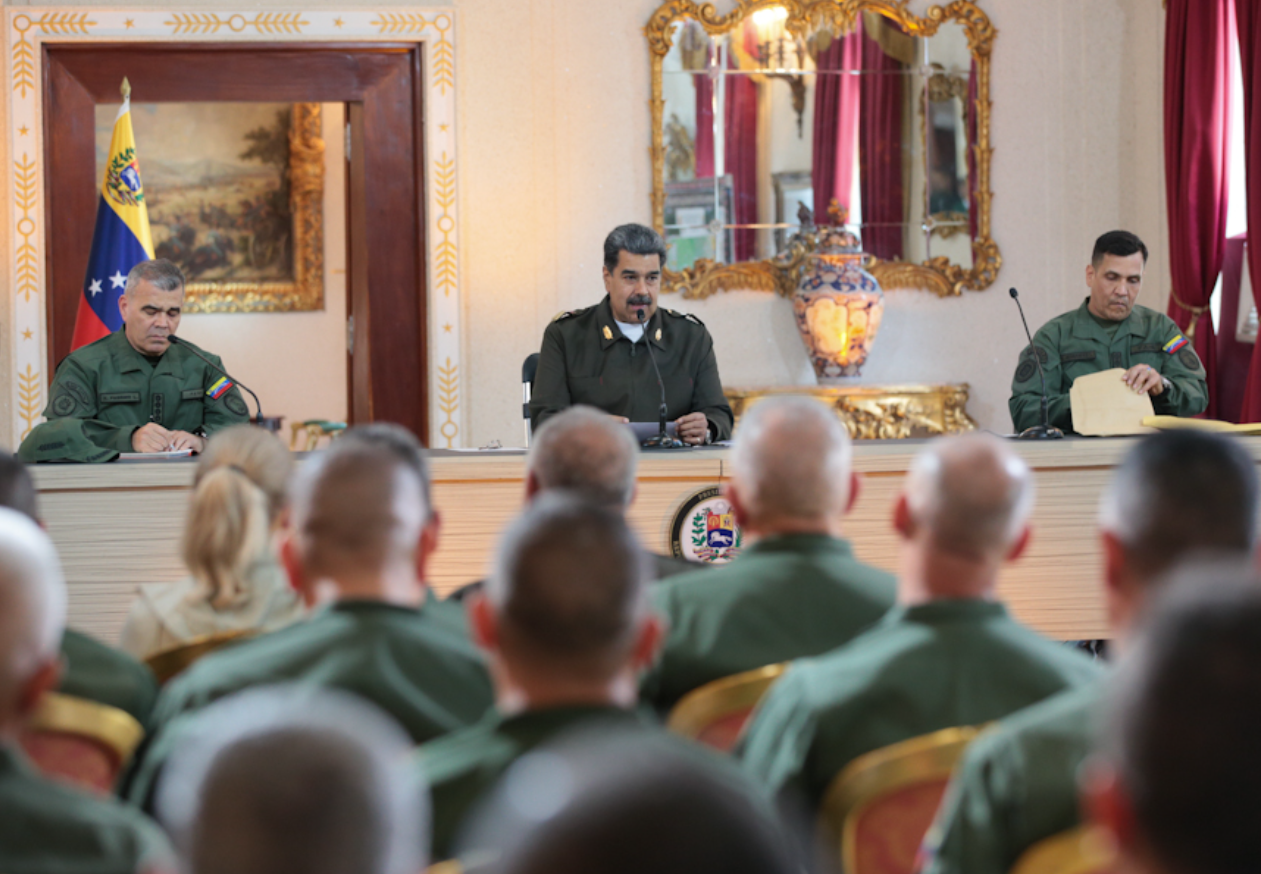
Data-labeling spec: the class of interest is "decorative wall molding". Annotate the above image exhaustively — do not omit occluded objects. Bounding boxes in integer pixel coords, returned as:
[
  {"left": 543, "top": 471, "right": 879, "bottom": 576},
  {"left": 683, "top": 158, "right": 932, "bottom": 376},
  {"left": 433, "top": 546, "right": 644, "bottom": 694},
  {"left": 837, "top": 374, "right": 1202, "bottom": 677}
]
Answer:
[{"left": 4, "top": 9, "right": 464, "bottom": 448}]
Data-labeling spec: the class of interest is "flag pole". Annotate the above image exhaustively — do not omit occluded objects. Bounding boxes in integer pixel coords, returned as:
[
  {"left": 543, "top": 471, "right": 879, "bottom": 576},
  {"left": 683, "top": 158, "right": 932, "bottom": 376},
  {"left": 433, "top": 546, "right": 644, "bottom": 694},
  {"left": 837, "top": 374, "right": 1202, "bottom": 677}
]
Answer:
[{"left": 121, "top": 77, "right": 130, "bottom": 100}]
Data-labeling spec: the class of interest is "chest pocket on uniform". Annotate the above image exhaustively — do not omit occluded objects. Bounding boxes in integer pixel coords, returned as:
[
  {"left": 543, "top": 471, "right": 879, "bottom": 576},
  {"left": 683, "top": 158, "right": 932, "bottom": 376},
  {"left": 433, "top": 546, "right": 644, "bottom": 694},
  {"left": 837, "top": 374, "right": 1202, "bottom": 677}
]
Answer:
[
  {"left": 1061, "top": 352, "right": 1097, "bottom": 363},
  {"left": 181, "top": 389, "right": 203, "bottom": 400}
]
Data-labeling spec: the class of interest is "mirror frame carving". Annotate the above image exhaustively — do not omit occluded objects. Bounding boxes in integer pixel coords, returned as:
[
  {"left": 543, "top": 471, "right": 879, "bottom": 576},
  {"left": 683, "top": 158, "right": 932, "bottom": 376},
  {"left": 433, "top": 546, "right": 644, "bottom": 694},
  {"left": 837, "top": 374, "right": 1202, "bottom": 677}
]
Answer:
[{"left": 647, "top": 0, "right": 1001, "bottom": 299}]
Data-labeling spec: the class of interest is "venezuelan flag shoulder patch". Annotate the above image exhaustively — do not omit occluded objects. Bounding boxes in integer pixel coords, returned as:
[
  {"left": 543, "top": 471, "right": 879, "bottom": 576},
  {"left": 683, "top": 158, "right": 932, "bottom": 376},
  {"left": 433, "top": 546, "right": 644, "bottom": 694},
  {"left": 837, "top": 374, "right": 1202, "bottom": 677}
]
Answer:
[
  {"left": 1163, "top": 334, "right": 1188, "bottom": 355},
  {"left": 207, "top": 376, "right": 234, "bottom": 399}
]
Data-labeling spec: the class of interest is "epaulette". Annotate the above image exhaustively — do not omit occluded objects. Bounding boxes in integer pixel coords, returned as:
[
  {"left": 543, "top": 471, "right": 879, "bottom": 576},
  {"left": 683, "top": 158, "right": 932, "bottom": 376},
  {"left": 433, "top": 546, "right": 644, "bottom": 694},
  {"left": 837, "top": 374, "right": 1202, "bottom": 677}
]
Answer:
[
  {"left": 551, "top": 310, "right": 578, "bottom": 323},
  {"left": 664, "top": 308, "right": 705, "bottom": 327}
]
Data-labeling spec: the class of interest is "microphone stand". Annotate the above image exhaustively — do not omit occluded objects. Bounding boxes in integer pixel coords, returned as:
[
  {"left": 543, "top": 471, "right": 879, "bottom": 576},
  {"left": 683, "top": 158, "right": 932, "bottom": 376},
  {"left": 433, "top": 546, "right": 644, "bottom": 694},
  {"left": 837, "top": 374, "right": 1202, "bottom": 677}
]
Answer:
[
  {"left": 1008, "top": 289, "right": 1063, "bottom": 439},
  {"left": 166, "top": 335, "right": 265, "bottom": 425},
  {"left": 636, "top": 309, "right": 685, "bottom": 449}
]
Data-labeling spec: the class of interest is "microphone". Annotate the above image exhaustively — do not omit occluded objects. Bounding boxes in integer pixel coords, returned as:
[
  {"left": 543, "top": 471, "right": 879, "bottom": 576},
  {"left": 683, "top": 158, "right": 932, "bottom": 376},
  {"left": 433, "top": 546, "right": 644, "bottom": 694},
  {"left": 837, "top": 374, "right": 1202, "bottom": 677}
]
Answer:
[
  {"left": 1008, "top": 289, "right": 1063, "bottom": 440},
  {"left": 166, "top": 335, "right": 264, "bottom": 424},
  {"left": 636, "top": 308, "right": 685, "bottom": 449}
]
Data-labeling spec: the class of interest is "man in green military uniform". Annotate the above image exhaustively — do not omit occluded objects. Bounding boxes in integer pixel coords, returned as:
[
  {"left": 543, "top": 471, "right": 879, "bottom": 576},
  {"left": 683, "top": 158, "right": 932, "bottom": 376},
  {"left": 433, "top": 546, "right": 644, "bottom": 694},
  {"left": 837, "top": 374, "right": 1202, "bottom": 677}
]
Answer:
[
  {"left": 418, "top": 494, "right": 668, "bottom": 860},
  {"left": 640, "top": 397, "right": 895, "bottom": 714},
  {"left": 1009, "top": 231, "right": 1208, "bottom": 434},
  {"left": 919, "top": 430, "right": 1259, "bottom": 874},
  {"left": 529, "top": 224, "right": 733, "bottom": 444},
  {"left": 124, "top": 431, "right": 493, "bottom": 811},
  {"left": 738, "top": 434, "right": 1102, "bottom": 815},
  {"left": 0, "top": 451, "right": 159, "bottom": 724},
  {"left": 0, "top": 508, "right": 173, "bottom": 874},
  {"left": 20, "top": 258, "right": 249, "bottom": 463}
]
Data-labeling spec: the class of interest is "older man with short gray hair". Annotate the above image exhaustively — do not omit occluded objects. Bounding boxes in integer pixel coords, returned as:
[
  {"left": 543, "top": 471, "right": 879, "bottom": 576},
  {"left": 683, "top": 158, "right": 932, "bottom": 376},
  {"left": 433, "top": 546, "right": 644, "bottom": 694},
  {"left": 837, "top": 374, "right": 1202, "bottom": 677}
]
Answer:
[
  {"left": 640, "top": 396, "right": 896, "bottom": 713},
  {"left": 20, "top": 257, "right": 249, "bottom": 462}
]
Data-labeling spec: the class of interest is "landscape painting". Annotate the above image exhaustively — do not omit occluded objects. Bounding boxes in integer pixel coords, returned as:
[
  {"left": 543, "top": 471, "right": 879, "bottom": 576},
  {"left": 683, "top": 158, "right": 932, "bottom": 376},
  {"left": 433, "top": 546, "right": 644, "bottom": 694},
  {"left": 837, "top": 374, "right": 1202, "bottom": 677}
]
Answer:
[{"left": 94, "top": 101, "right": 324, "bottom": 312}]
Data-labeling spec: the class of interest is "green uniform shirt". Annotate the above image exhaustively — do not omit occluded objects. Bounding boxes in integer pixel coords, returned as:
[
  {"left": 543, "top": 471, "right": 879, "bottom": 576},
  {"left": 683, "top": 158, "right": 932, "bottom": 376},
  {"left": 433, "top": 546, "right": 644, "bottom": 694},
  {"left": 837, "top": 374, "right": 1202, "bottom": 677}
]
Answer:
[
  {"left": 0, "top": 743, "right": 173, "bottom": 874},
  {"left": 1009, "top": 299, "right": 1207, "bottom": 434},
  {"left": 59, "top": 629, "right": 158, "bottom": 729},
  {"left": 640, "top": 534, "right": 896, "bottom": 713},
  {"left": 420, "top": 705, "right": 647, "bottom": 859},
  {"left": 19, "top": 329, "right": 249, "bottom": 463},
  {"left": 920, "top": 680, "right": 1102, "bottom": 874},
  {"left": 738, "top": 600, "right": 1103, "bottom": 812},
  {"left": 125, "top": 598, "right": 494, "bottom": 811},
  {"left": 447, "top": 549, "right": 709, "bottom": 603},
  {"left": 529, "top": 296, "right": 734, "bottom": 440}
]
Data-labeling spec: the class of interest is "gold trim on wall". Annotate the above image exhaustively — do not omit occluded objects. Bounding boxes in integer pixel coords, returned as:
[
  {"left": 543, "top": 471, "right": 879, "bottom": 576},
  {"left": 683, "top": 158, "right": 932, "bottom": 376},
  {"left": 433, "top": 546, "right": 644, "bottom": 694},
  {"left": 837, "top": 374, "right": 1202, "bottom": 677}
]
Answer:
[
  {"left": 647, "top": 0, "right": 1001, "bottom": 300},
  {"left": 725, "top": 383, "right": 978, "bottom": 439},
  {"left": 183, "top": 102, "right": 325, "bottom": 314}
]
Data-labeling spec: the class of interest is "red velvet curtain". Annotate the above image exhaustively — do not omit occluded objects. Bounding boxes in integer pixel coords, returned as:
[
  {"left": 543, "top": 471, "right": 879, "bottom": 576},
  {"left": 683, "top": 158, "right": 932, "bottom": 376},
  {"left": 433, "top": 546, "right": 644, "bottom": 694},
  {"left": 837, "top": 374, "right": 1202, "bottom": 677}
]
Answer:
[
  {"left": 812, "top": 29, "right": 862, "bottom": 219},
  {"left": 858, "top": 21, "right": 906, "bottom": 261},
  {"left": 695, "top": 65, "right": 715, "bottom": 178},
  {"left": 1235, "top": 0, "right": 1261, "bottom": 421},
  {"left": 1165, "top": 0, "right": 1232, "bottom": 420},
  {"left": 726, "top": 30, "right": 759, "bottom": 262}
]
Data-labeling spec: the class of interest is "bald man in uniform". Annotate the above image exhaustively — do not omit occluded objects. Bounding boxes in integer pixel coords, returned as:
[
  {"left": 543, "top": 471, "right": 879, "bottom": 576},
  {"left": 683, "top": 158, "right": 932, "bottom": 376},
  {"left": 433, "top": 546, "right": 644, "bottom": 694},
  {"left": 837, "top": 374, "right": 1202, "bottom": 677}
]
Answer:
[
  {"left": 419, "top": 494, "right": 667, "bottom": 859},
  {"left": 920, "top": 430, "right": 1260, "bottom": 874},
  {"left": 125, "top": 432, "right": 494, "bottom": 810},
  {"left": 0, "top": 508, "right": 172, "bottom": 873},
  {"left": 641, "top": 397, "right": 895, "bottom": 713},
  {"left": 157, "top": 686, "right": 428, "bottom": 874},
  {"left": 0, "top": 451, "right": 158, "bottom": 726},
  {"left": 739, "top": 434, "right": 1102, "bottom": 817}
]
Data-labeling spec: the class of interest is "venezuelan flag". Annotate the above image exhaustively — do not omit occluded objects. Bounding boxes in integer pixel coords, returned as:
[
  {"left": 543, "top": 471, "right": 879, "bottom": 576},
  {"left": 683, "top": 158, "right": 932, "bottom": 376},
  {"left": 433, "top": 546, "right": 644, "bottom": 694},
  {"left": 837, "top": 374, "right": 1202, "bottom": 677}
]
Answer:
[{"left": 70, "top": 80, "right": 154, "bottom": 350}]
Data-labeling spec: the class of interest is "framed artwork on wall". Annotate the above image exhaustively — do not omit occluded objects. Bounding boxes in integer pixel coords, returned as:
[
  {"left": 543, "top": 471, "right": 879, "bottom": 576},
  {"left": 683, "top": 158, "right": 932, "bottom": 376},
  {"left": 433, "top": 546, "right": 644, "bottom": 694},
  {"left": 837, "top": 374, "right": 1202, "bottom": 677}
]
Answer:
[{"left": 95, "top": 101, "right": 325, "bottom": 313}]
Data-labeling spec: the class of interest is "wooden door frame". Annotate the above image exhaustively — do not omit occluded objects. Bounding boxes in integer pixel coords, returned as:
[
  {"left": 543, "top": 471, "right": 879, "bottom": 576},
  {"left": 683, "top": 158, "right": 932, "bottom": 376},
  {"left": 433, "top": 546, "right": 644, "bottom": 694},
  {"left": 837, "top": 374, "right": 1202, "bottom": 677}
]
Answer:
[{"left": 5, "top": 11, "right": 464, "bottom": 449}]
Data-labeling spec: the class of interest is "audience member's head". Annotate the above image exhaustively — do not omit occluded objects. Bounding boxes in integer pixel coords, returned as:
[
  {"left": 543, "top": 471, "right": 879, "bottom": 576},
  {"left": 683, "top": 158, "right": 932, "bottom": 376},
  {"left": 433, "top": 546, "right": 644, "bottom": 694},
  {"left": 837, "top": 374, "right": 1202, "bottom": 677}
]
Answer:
[
  {"left": 157, "top": 685, "right": 426, "bottom": 874},
  {"left": 471, "top": 492, "right": 658, "bottom": 706},
  {"left": 1088, "top": 561, "right": 1261, "bottom": 874},
  {"left": 727, "top": 397, "right": 856, "bottom": 536},
  {"left": 462, "top": 729, "right": 799, "bottom": 874},
  {"left": 525, "top": 406, "right": 639, "bottom": 509},
  {"left": 1097, "top": 430, "right": 1259, "bottom": 635},
  {"left": 184, "top": 426, "right": 293, "bottom": 610},
  {"left": 337, "top": 423, "right": 436, "bottom": 523},
  {"left": 0, "top": 507, "right": 66, "bottom": 734},
  {"left": 0, "top": 451, "right": 38, "bottom": 522},
  {"left": 896, "top": 433, "right": 1033, "bottom": 598},
  {"left": 283, "top": 431, "right": 436, "bottom": 606}
]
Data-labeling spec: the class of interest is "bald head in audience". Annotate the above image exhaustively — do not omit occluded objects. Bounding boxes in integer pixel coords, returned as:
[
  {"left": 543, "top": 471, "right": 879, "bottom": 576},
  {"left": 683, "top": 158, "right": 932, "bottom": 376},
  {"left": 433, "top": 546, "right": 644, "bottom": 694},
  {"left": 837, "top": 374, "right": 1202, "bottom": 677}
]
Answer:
[
  {"left": 895, "top": 433, "right": 1034, "bottom": 602},
  {"left": 469, "top": 493, "right": 661, "bottom": 708},
  {"left": 1089, "top": 563, "right": 1261, "bottom": 874},
  {"left": 282, "top": 436, "right": 438, "bottom": 607},
  {"left": 158, "top": 686, "right": 426, "bottom": 874},
  {"left": 526, "top": 406, "right": 640, "bottom": 508},
  {"left": 1097, "top": 429, "right": 1259, "bottom": 640},
  {"left": 727, "top": 397, "right": 858, "bottom": 536},
  {"left": 465, "top": 730, "right": 798, "bottom": 874},
  {"left": 0, "top": 508, "right": 65, "bottom": 737}
]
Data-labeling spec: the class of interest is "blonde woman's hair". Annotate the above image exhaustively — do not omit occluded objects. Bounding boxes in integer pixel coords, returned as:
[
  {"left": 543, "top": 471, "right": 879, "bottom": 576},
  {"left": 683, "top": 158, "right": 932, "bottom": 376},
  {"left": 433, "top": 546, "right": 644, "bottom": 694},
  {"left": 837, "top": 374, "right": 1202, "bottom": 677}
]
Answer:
[{"left": 183, "top": 426, "right": 292, "bottom": 610}]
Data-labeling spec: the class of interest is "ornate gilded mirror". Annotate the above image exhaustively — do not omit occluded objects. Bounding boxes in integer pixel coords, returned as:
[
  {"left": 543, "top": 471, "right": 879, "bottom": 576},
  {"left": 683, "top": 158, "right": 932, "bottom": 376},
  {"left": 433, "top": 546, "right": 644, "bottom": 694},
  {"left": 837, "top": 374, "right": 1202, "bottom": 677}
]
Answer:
[{"left": 648, "top": 0, "right": 999, "bottom": 299}]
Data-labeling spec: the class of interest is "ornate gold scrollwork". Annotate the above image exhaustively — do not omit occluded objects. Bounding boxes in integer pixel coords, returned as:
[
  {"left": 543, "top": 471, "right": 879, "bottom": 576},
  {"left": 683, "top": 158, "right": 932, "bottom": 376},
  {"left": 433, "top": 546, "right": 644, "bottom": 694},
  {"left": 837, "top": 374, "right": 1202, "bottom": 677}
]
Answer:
[
  {"left": 647, "top": 0, "right": 1001, "bottom": 300},
  {"left": 725, "top": 384, "right": 978, "bottom": 439}
]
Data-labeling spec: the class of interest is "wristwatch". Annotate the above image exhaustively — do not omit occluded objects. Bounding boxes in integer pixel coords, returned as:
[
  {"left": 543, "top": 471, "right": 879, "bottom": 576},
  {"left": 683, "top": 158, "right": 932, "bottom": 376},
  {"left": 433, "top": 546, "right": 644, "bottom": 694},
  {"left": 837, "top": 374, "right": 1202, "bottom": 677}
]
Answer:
[{"left": 1160, "top": 376, "right": 1173, "bottom": 394}]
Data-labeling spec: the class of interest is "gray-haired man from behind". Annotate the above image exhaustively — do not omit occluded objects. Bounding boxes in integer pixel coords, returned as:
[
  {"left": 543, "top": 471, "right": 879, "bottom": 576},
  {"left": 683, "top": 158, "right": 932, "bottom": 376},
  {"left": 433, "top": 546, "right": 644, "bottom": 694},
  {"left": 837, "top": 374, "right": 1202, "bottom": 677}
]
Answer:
[
  {"left": 449, "top": 405, "right": 709, "bottom": 602},
  {"left": 157, "top": 685, "right": 427, "bottom": 874},
  {"left": 640, "top": 396, "right": 897, "bottom": 713},
  {"left": 0, "top": 507, "right": 174, "bottom": 874}
]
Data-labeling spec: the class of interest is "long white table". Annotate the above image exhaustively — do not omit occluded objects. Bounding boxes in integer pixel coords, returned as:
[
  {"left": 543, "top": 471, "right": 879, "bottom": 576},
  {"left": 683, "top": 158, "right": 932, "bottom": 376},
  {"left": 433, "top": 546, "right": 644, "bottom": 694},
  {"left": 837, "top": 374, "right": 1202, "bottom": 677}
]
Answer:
[{"left": 34, "top": 437, "right": 1258, "bottom": 645}]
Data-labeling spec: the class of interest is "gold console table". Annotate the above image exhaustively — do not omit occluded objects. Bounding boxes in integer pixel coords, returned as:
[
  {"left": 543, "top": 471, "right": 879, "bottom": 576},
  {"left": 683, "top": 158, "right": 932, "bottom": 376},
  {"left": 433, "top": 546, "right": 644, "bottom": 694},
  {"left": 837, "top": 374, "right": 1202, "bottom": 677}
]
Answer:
[{"left": 725, "top": 385, "right": 977, "bottom": 439}]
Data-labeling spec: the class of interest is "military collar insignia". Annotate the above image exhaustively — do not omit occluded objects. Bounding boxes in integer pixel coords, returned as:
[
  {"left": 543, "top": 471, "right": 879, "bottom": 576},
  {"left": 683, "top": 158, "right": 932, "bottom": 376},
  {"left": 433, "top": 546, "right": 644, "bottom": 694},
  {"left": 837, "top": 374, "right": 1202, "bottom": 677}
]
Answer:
[{"left": 603, "top": 325, "right": 613, "bottom": 340}]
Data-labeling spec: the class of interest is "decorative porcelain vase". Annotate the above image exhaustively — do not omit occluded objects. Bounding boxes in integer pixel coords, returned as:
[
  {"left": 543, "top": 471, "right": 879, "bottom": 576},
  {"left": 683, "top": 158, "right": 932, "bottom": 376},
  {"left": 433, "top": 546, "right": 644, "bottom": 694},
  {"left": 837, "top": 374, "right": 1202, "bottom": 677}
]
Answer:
[{"left": 791, "top": 224, "right": 884, "bottom": 379}]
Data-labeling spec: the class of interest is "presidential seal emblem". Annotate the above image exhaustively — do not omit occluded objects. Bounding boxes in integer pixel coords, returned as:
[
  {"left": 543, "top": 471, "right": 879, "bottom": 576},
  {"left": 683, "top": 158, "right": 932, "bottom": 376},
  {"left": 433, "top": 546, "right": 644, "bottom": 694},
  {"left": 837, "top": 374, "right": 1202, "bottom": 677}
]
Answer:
[{"left": 669, "top": 486, "right": 744, "bottom": 564}]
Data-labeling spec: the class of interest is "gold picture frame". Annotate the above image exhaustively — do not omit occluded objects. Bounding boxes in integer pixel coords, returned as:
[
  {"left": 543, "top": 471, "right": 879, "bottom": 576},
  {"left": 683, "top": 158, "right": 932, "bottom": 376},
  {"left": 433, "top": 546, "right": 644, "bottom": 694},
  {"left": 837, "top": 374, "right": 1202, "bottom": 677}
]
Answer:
[
  {"left": 646, "top": 0, "right": 1001, "bottom": 300},
  {"left": 183, "top": 103, "right": 325, "bottom": 313}
]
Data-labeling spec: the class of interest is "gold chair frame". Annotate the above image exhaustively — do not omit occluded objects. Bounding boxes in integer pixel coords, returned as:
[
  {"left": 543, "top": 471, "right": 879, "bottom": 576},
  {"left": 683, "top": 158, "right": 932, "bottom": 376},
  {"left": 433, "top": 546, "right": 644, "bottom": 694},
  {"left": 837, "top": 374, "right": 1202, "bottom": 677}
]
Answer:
[
  {"left": 666, "top": 662, "right": 788, "bottom": 744},
  {"left": 28, "top": 691, "right": 145, "bottom": 764},
  {"left": 1010, "top": 825, "right": 1117, "bottom": 874},
  {"left": 144, "top": 628, "right": 257, "bottom": 685},
  {"left": 819, "top": 724, "right": 983, "bottom": 874}
]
